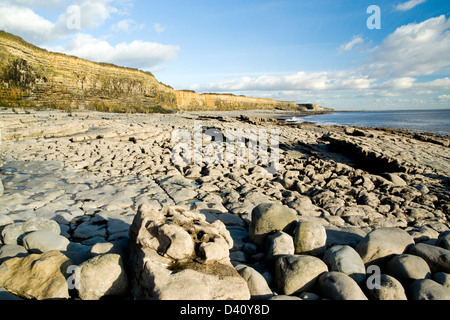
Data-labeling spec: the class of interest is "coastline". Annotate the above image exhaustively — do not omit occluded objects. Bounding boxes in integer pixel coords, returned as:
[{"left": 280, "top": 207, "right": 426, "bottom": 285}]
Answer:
[
  {"left": 0, "top": 109, "right": 449, "bottom": 301},
  {"left": 280, "top": 109, "right": 450, "bottom": 137}
]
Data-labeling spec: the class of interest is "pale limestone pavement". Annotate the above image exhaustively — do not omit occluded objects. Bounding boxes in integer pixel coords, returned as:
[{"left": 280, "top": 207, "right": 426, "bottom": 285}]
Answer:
[{"left": 0, "top": 109, "right": 449, "bottom": 300}]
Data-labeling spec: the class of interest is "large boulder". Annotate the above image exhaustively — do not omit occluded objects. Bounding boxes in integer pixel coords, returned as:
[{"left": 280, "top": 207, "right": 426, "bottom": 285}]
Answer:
[
  {"left": 129, "top": 204, "right": 250, "bottom": 300},
  {"left": 433, "top": 272, "right": 450, "bottom": 289},
  {"left": 384, "top": 254, "right": 431, "bottom": 285},
  {"left": 264, "top": 231, "right": 295, "bottom": 263},
  {"left": 356, "top": 228, "right": 414, "bottom": 265},
  {"left": 249, "top": 203, "right": 297, "bottom": 246},
  {"left": 409, "top": 243, "right": 450, "bottom": 273},
  {"left": 235, "top": 265, "right": 273, "bottom": 300},
  {"left": 275, "top": 254, "right": 328, "bottom": 296},
  {"left": 318, "top": 272, "right": 368, "bottom": 300},
  {"left": 323, "top": 245, "right": 366, "bottom": 284},
  {"left": 77, "top": 253, "right": 128, "bottom": 300},
  {"left": 436, "top": 231, "right": 450, "bottom": 250},
  {"left": 293, "top": 220, "right": 326, "bottom": 257},
  {"left": 366, "top": 274, "right": 407, "bottom": 300},
  {"left": 408, "top": 279, "right": 450, "bottom": 300},
  {"left": 0, "top": 251, "right": 71, "bottom": 300}
]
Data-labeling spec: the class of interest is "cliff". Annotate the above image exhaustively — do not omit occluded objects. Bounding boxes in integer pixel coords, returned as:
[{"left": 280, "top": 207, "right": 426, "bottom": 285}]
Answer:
[
  {"left": 297, "top": 104, "right": 334, "bottom": 111},
  {"left": 0, "top": 31, "right": 299, "bottom": 113}
]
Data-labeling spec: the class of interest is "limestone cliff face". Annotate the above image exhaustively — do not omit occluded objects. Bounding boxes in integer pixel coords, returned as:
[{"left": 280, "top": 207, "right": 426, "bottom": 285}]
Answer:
[
  {"left": 175, "top": 90, "right": 298, "bottom": 111},
  {"left": 0, "top": 31, "right": 298, "bottom": 112}
]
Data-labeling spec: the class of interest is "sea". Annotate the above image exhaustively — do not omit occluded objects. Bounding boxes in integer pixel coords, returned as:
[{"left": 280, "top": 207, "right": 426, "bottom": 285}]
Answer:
[{"left": 285, "top": 109, "right": 450, "bottom": 136}]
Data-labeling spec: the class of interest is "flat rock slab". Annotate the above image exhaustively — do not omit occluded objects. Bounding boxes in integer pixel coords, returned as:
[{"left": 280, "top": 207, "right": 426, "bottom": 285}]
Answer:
[
  {"left": 158, "top": 175, "right": 198, "bottom": 205},
  {"left": 0, "top": 251, "right": 71, "bottom": 300},
  {"left": 22, "top": 230, "right": 70, "bottom": 253}
]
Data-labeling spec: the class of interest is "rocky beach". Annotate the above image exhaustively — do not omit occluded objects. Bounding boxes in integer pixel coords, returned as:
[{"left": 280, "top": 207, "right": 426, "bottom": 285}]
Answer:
[{"left": 0, "top": 108, "right": 449, "bottom": 301}]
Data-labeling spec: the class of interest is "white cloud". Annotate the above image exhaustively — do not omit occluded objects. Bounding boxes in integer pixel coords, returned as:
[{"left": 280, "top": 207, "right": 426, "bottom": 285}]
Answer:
[
  {"left": 374, "top": 77, "right": 417, "bottom": 89},
  {"left": 0, "top": 1, "right": 180, "bottom": 70},
  {"left": 112, "top": 19, "right": 132, "bottom": 32},
  {"left": 57, "top": 0, "right": 114, "bottom": 30},
  {"left": 2, "top": 0, "right": 63, "bottom": 8},
  {"left": 190, "top": 71, "right": 374, "bottom": 92},
  {"left": 427, "top": 77, "right": 450, "bottom": 87},
  {"left": 394, "top": 0, "right": 427, "bottom": 12},
  {"left": 365, "top": 15, "right": 450, "bottom": 78},
  {"left": 49, "top": 33, "right": 180, "bottom": 69},
  {"left": 153, "top": 23, "right": 167, "bottom": 33},
  {"left": 191, "top": 15, "right": 450, "bottom": 104},
  {"left": 112, "top": 18, "right": 144, "bottom": 32},
  {"left": 339, "top": 35, "right": 364, "bottom": 53},
  {"left": 438, "top": 94, "right": 450, "bottom": 101},
  {"left": 0, "top": 4, "right": 55, "bottom": 44},
  {"left": 0, "top": 0, "right": 117, "bottom": 44}
]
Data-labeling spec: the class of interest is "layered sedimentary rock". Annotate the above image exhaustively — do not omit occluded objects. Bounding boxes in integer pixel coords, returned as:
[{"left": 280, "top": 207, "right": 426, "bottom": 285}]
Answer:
[
  {"left": 129, "top": 204, "right": 250, "bottom": 300},
  {"left": 0, "top": 31, "right": 298, "bottom": 112}
]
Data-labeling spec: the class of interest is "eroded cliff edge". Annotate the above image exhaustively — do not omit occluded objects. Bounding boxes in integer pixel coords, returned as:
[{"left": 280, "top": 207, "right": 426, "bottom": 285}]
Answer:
[{"left": 0, "top": 31, "right": 299, "bottom": 113}]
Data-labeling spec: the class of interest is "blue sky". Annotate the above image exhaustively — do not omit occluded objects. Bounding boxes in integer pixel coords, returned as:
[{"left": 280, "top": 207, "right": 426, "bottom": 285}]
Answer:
[{"left": 1, "top": 0, "right": 449, "bottom": 110}]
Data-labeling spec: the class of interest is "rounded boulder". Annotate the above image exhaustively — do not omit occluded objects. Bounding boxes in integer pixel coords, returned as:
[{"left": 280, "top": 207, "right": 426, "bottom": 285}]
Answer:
[{"left": 250, "top": 203, "right": 297, "bottom": 246}]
